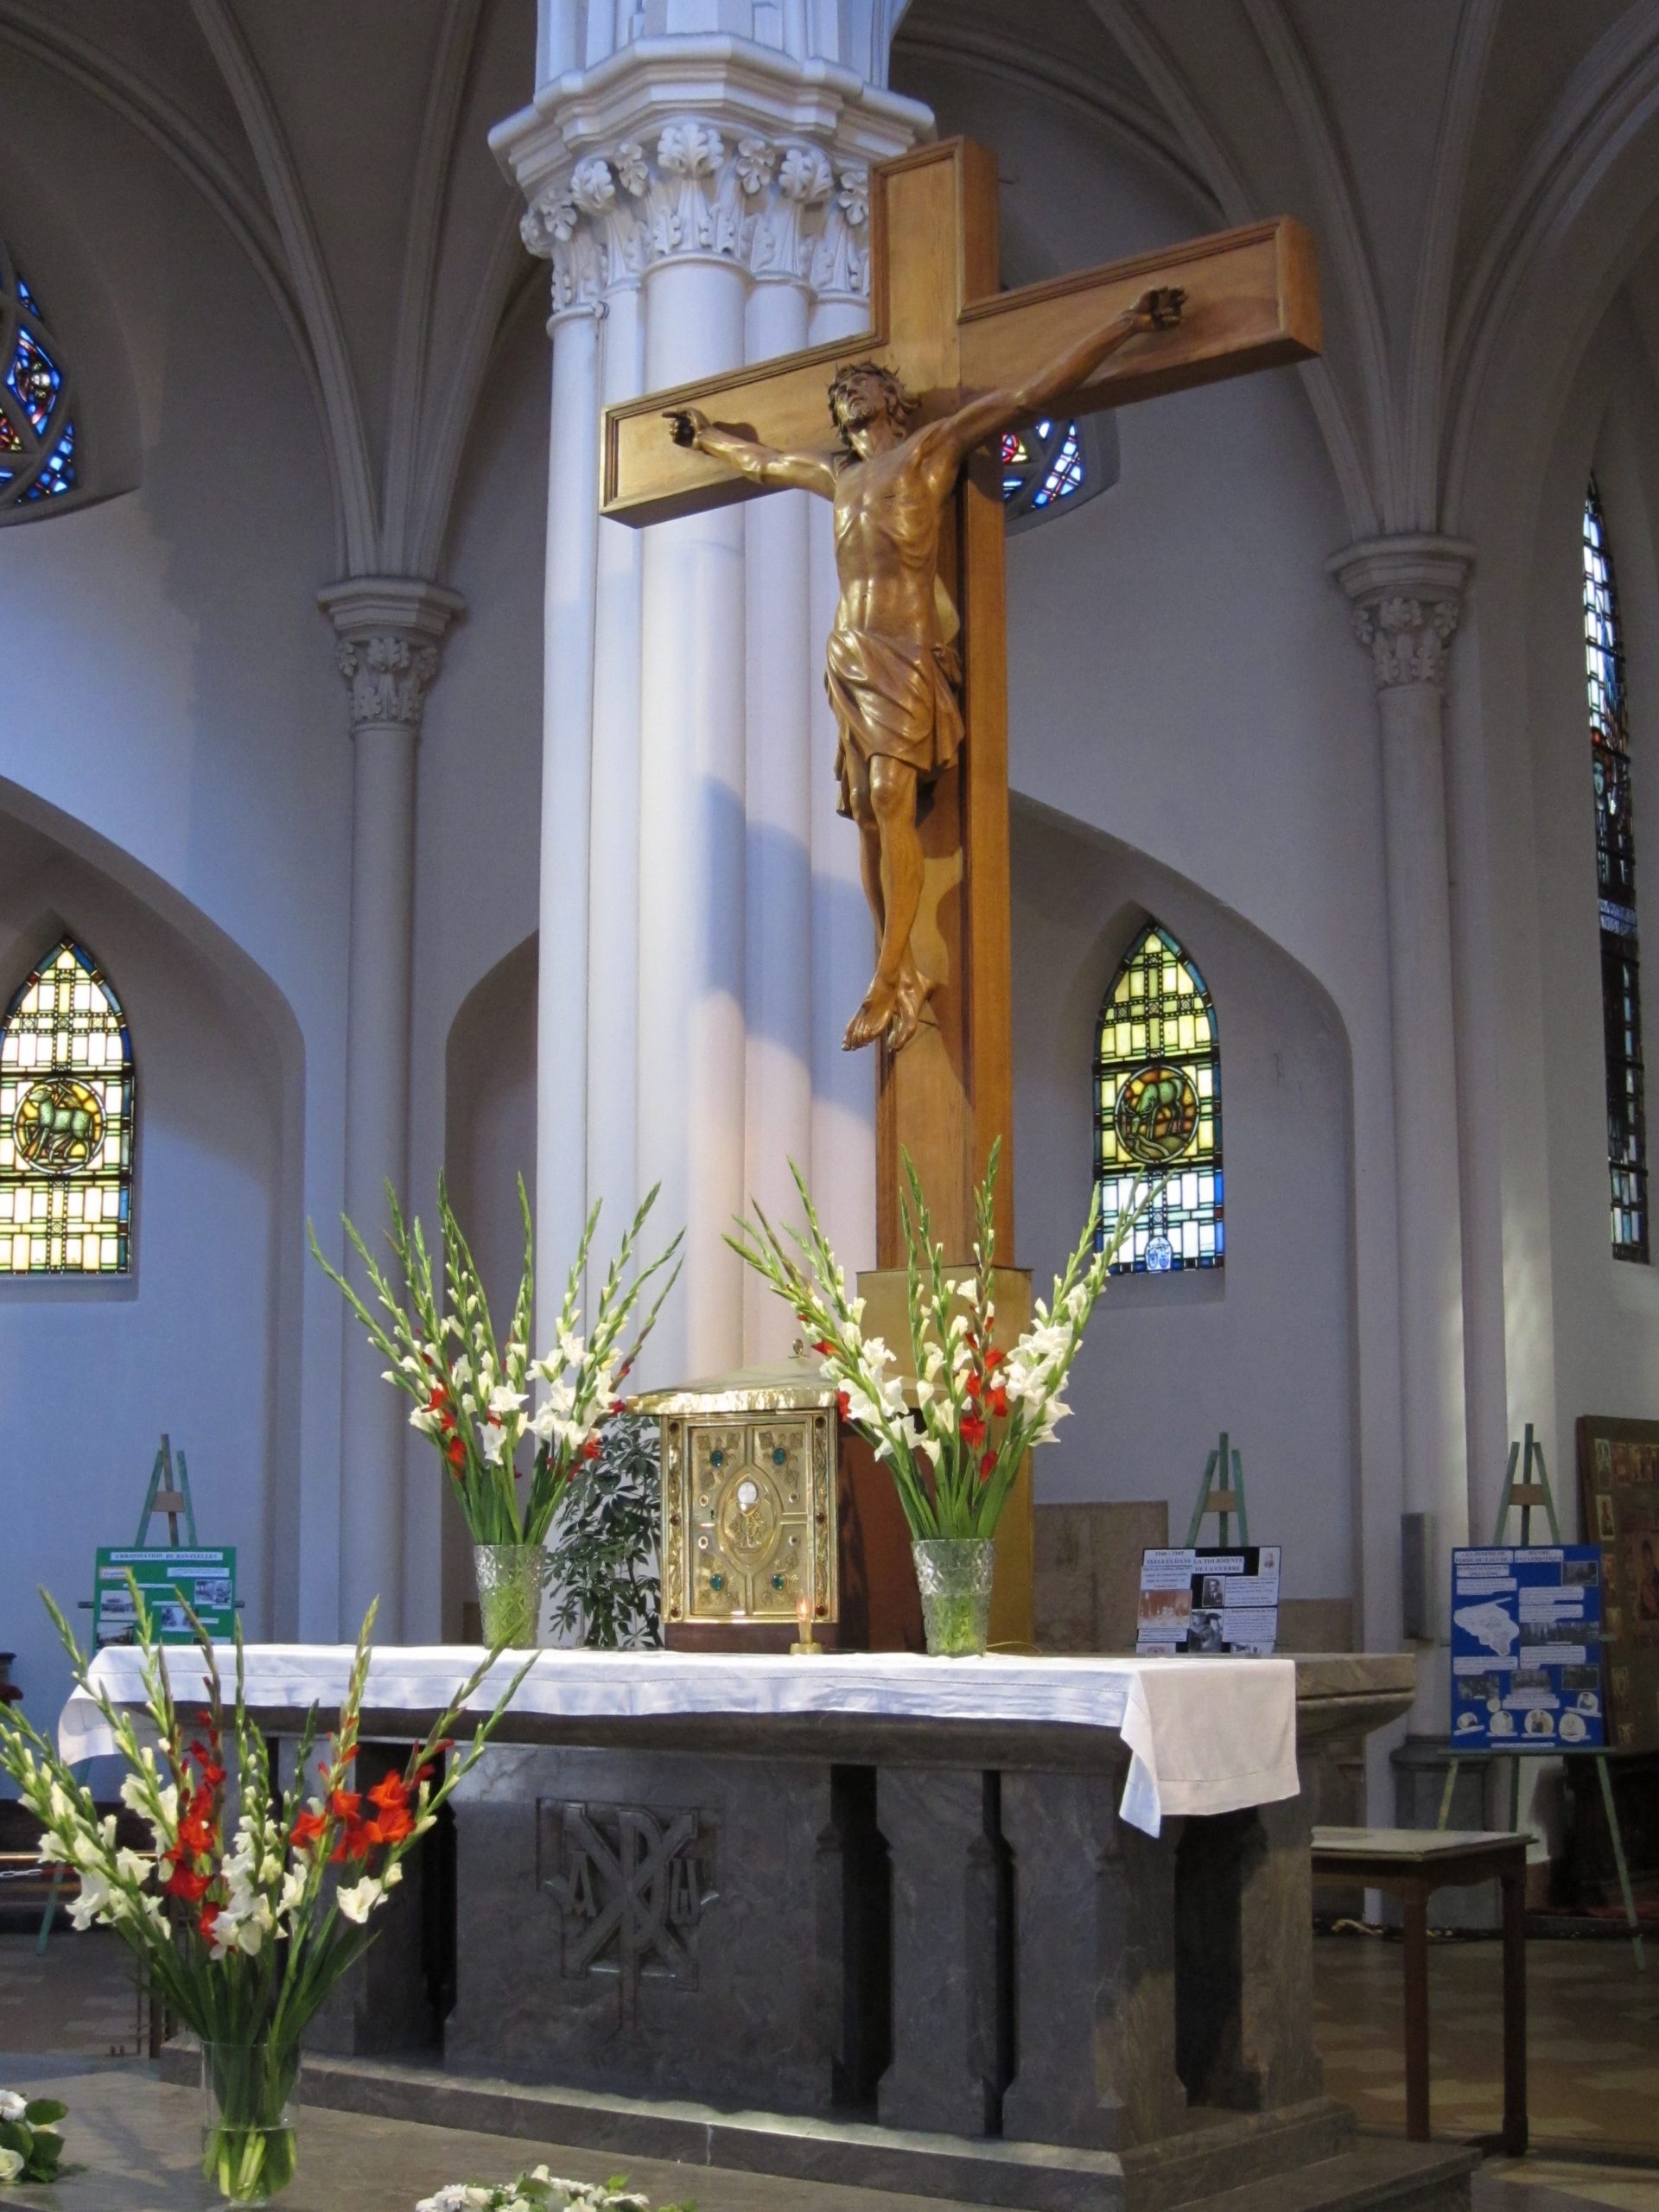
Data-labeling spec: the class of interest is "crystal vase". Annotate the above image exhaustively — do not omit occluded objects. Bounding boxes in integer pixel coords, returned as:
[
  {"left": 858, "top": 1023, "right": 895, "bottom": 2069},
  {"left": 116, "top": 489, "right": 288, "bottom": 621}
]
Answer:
[
  {"left": 473, "top": 1542, "right": 554, "bottom": 1648},
  {"left": 912, "top": 1537, "right": 996, "bottom": 1657},
  {"left": 200, "top": 2040, "right": 299, "bottom": 2204}
]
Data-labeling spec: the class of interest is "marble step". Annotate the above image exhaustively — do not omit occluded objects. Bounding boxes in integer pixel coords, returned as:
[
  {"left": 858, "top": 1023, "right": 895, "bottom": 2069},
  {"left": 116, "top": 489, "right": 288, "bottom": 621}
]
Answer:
[
  {"left": 189, "top": 2046, "right": 1444, "bottom": 2212},
  {"left": 1178, "top": 2140, "right": 1477, "bottom": 2212}
]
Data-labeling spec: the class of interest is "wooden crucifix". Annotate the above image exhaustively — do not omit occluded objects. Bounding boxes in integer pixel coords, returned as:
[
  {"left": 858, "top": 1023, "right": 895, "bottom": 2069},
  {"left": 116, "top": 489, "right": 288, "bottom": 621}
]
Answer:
[{"left": 603, "top": 137, "right": 1319, "bottom": 1268}]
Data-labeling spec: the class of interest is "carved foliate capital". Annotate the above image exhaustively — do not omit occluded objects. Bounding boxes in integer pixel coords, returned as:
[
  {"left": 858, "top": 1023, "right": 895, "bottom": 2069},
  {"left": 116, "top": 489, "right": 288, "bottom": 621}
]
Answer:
[
  {"left": 1328, "top": 535, "right": 1475, "bottom": 696},
  {"left": 334, "top": 633, "right": 442, "bottom": 731},
  {"left": 1349, "top": 595, "right": 1461, "bottom": 691},
  {"left": 519, "top": 121, "right": 871, "bottom": 313},
  {"left": 317, "top": 576, "right": 464, "bottom": 737}
]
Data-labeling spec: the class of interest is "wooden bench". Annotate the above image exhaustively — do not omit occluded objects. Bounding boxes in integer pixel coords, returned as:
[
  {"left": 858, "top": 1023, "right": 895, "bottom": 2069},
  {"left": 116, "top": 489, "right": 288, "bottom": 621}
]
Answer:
[{"left": 1311, "top": 1824, "right": 1527, "bottom": 2154}]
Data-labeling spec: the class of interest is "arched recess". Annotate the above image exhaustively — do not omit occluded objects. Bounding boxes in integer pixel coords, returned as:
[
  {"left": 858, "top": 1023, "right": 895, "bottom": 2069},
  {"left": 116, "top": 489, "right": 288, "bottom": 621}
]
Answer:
[
  {"left": 0, "top": 777, "right": 306, "bottom": 1722},
  {"left": 441, "top": 931, "right": 537, "bottom": 1637},
  {"left": 1010, "top": 796, "right": 1361, "bottom": 1621}
]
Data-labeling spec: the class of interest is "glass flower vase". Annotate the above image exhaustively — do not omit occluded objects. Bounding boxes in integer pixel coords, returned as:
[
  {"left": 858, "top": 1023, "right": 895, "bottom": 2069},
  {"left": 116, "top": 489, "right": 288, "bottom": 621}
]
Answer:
[
  {"left": 473, "top": 1542, "right": 554, "bottom": 1648},
  {"left": 200, "top": 2040, "right": 299, "bottom": 2204},
  {"left": 912, "top": 1537, "right": 996, "bottom": 1657}
]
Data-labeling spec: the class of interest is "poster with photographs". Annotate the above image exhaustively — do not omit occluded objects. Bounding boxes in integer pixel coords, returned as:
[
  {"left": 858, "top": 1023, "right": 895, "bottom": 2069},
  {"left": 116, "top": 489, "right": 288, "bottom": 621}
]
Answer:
[
  {"left": 1136, "top": 1546, "right": 1281, "bottom": 1655},
  {"left": 1577, "top": 1414, "right": 1659, "bottom": 1751},
  {"left": 1449, "top": 1546, "right": 1605, "bottom": 1750}
]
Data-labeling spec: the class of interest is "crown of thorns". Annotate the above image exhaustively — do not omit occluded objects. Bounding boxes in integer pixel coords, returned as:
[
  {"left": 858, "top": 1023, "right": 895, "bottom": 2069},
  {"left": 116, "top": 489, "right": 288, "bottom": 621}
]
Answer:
[{"left": 827, "top": 360, "right": 918, "bottom": 447}]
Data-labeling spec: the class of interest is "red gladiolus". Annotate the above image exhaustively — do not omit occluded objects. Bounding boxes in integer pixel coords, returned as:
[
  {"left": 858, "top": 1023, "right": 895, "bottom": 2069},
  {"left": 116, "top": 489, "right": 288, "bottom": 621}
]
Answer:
[
  {"left": 366, "top": 1772, "right": 409, "bottom": 1813},
  {"left": 327, "top": 1789, "right": 361, "bottom": 1822},
  {"left": 836, "top": 1390, "right": 850, "bottom": 1422},
  {"left": 290, "top": 1808, "right": 327, "bottom": 1851},
  {"left": 960, "top": 1411, "right": 987, "bottom": 1450},
  {"left": 964, "top": 1370, "right": 982, "bottom": 1399},
  {"left": 164, "top": 1864, "right": 213, "bottom": 1903},
  {"left": 813, "top": 1340, "right": 835, "bottom": 1358},
  {"left": 610, "top": 1397, "right": 628, "bottom": 1414},
  {"left": 988, "top": 1385, "right": 1009, "bottom": 1420},
  {"left": 985, "top": 1348, "right": 1005, "bottom": 1371},
  {"left": 580, "top": 1435, "right": 601, "bottom": 1462},
  {"left": 446, "top": 1437, "right": 467, "bottom": 1471},
  {"left": 199, "top": 1903, "right": 220, "bottom": 1946},
  {"left": 330, "top": 1819, "right": 378, "bottom": 1864},
  {"left": 980, "top": 1447, "right": 997, "bottom": 1482}
]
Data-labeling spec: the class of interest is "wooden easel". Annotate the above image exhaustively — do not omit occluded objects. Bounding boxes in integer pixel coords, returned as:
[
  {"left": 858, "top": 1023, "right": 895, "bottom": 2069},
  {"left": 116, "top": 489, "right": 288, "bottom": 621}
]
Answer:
[
  {"left": 133, "top": 1433, "right": 197, "bottom": 1547},
  {"left": 1185, "top": 1430, "right": 1249, "bottom": 1548},
  {"left": 1437, "top": 1423, "right": 1644, "bottom": 1969}
]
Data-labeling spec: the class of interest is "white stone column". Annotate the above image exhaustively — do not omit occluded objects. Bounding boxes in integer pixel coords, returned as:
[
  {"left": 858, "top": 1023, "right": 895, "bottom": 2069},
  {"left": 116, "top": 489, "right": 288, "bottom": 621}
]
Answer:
[
  {"left": 1332, "top": 537, "right": 1474, "bottom": 1721},
  {"left": 534, "top": 276, "right": 601, "bottom": 1317},
  {"left": 492, "top": 39, "right": 928, "bottom": 1386},
  {"left": 318, "top": 576, "right": 463, "bottom": 1637},
  {"left": 584, "top": 276, "right": 647, "bottom": 1266},
  {"left": 740, "top": 144, "right": 831, "bottom": 1357}
]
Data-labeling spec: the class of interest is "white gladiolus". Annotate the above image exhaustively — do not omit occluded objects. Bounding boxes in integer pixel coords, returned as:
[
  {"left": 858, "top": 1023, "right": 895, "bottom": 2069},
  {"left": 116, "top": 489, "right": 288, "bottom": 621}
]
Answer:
[{"left": 336, "top": 1876, "right": 385, "bottom": 1924}]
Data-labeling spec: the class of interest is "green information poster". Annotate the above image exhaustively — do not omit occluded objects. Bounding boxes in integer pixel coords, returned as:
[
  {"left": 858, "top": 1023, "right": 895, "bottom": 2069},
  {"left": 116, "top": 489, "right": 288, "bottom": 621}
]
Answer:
[{"left": 93, "top": 1548, "right": 237, "bottom": 1645}]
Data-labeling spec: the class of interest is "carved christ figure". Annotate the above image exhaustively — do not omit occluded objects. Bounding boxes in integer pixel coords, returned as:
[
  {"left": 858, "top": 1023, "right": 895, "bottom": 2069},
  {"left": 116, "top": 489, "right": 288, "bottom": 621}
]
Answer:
[{"left": 667, "top": 285, "right": 1184, "bottom": 1054}]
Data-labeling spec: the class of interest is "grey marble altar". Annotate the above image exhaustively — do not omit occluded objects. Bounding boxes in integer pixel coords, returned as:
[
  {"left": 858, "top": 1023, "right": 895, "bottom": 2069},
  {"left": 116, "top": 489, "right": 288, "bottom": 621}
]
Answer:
[{"left": 201, "top": 1653, "right": 1473, "bottom": 2212}]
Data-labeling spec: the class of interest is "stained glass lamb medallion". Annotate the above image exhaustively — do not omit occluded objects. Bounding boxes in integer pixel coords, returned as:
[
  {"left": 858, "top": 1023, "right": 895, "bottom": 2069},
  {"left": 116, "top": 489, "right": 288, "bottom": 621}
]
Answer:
[
  {"left": 0, "top": 245, "right": 77, "bottom": 507},
  {"left": 1585, "top": 480, "right": 1648, "bottom": 1262},
  {"left": 1095, "top": 922, "right": 1222, "bottom": 1272},
  {"left": 0, "top": 940, "right": 134, "bottom": 1274}
]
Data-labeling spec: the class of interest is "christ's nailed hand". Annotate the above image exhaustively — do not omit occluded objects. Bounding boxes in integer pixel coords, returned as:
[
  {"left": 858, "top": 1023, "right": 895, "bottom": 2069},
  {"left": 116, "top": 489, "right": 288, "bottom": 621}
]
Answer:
[
  {"left": 665, "top": 406, "right": 709, "bottom": 448},
  {"left": 1131, "top": 286, "right": 1185, "bottom": 332}
]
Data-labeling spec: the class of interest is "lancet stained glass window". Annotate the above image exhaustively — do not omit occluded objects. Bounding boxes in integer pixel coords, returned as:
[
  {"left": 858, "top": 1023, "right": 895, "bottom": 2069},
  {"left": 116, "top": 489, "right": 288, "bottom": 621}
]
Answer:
[
  {"left": 0, "top": 940, "right": 134, "bottom": 1274},
  {"left": 0, "top": 244, "right": 77, "bottom": 507},
  {"left": 1001, "top": 418, "right": 1084, "bottom": 518},
  {"left": 1095, "top": 922, "right": 1222, "bottom": 1272},
  {"left": 1586, "top": 480, "right": 1647, "bottom": 1260}
]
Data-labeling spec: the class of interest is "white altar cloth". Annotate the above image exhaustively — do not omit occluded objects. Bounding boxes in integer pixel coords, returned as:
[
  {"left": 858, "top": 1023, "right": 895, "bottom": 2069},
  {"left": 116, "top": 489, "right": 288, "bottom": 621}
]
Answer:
[{"left": 60, "top": 1647, "right": 1298, "bottom": 1837}]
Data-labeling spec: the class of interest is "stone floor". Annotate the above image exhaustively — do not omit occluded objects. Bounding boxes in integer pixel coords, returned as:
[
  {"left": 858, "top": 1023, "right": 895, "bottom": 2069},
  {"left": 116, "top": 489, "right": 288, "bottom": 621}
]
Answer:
[
  {"left": 1314, "top": 1930, "right": 1659, "bottom": 2157},
  {"left": 1, "top": 1930, "right": 1658, "bottom": 2209}
]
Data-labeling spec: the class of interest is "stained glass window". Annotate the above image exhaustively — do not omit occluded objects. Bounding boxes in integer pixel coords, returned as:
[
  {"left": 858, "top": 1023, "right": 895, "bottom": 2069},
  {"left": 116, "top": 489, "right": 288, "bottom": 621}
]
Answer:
[
  {"left": 1095, "top": 922, "right": 1223, "bottom": 1272},
  {"left": 1585, "top": 480, "right": 1647, "bottom": 1260},
  {"left": 0, "top": 245, "right": 77, "bottom": 508},
  {"left": 0, "top": 940, "right": 134, "bottom": 1275},
  {"left": 1001, "top": 418, "right": 1084, "bottom": 519}
]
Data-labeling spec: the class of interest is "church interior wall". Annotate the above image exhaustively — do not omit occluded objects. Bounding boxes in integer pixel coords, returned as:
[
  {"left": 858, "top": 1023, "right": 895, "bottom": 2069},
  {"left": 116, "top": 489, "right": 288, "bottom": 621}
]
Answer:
[
  {"left": 401, "top": 287, "right": 549, "bottom": 1634},
  {"left": 1010, "top": 799, "right": 1359, "bottom": 1616},
  {"left": 0, "top": 49, "right": 368, "bottom": 1647},
  {"left": 0, "top": 808, "right": 293, "bottom": 1750},
  {"left": 435, "top": 932, "right": 539, "bottom": 1643},
  {"left": 1524, "top": 300, "right": 1659, "bottom": 1480}
]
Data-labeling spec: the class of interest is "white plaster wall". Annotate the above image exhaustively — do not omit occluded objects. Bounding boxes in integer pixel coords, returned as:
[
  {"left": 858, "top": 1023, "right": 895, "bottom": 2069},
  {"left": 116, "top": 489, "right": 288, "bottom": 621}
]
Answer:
[
  {"left": 1525, "top": 305, "right": 1659, "bottom": 1471},
  {"left": 0, "top": 816, "right": 288, "bottom": 1753},
  {"left": 0, "top": 52, "right": 353, "bottom": 1643},
  {"left": 440, "top": 935, "right": 539, "bottom": 1639},
  {"left": 1011, "top": 804, "right": 1357, "bottom": 1605},
  {"left": 402, "top": 290, "right": 548, "bottom": 1634}
]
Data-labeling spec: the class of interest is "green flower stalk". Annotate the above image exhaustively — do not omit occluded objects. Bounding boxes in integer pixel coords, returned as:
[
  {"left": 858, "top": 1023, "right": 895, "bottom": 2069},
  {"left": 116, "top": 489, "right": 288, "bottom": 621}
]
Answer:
[
  {"left": 311, "top": 1176, "right": 682, "bottom": 1550},
  {"left": 0, "top": 1581, "right": 535, "bottom": 2203},
  {"left": 729, "top": 1141, "right": 1160, "bottom": 1540}
]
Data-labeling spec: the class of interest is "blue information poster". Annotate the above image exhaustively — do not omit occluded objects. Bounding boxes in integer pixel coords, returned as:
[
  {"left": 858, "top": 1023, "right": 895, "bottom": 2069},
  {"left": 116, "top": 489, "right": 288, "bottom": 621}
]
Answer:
[{"left": 1450, "top": 1546, "right": 1605, "bottom": 1750}]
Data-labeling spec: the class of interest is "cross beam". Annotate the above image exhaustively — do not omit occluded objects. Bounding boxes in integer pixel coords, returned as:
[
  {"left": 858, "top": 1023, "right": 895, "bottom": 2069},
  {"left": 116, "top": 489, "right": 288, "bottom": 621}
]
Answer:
[{"left": 602, "top": 137, "right": 1319, "bottom": 1264}]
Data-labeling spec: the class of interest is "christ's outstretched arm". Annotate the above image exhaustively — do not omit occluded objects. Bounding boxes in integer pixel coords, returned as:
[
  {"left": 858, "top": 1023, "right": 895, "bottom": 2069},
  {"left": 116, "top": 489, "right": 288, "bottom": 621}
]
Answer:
[
  {"left": 932, "top": 285, "right": 1185, "bottom": 474},
  {"left": 664, "top": 408, "right": 838, "bottom": 499}
]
